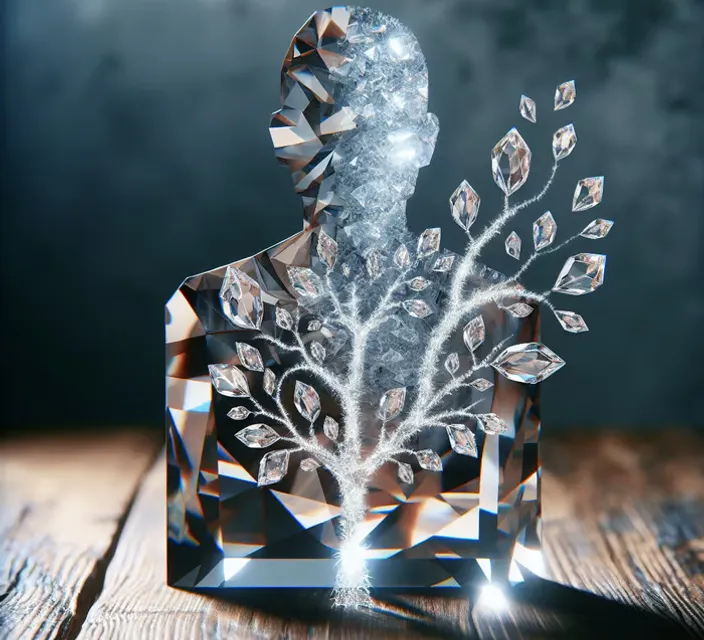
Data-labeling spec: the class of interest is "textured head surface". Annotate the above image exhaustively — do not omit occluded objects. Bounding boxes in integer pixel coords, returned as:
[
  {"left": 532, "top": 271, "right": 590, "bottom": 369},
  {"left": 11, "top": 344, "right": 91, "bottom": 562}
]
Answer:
[{"left": 270, "top": 6, "right": 439, "bottom": 234}]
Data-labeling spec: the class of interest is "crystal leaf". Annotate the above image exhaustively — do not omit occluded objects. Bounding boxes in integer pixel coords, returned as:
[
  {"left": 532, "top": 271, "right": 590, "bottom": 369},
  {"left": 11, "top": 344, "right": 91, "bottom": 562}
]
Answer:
[
  {"left": 519, "top": 94, "right": 537, "bottom": 123},
  {"left": 408, "top": 276, "right": 431, "bottom": 292},
  {"left": 581, "top": 219, "right": 614, "bottom": 239},
  {"left": 393, "top": 244, "right": 411, "bottom": 269},
  {"left": 506, "top": 302, "right": 533, "bottom": 318},
  {"left": 449, "top": 180, "right": 481, "bottom": 231},
  {"left": 220, "top": 266, "right": 263, "bottom": 330},
  {"left": 209, "top": 364, "right": 250, "bottom": 398},
  {"left": 236, "top": 424, "right": 280, "bottom": 449},
  {"left": 227, "top": 406, "right": 251, "bottom": 421},
  {"left": 554, "top": 309, "right": 589, "bottom": 333},
  {"left": 432, "top": 255, "right": 455, "bottom": 272},
  {"left": 366, "top": 249, "right": 383, "bottom": 279},
  {"left": 258, "top": 450, "right": 290, "bottom": 487},
  {"left": 263, "top": 368, "right": 276, "bottom": 396},
  {"left": 417, "top": 228, "right": 441, "bottom": 258},
  {"left": 476, "top": 414, "right": 508, "bottom": 435},
  {"left": 397, "top": 462, "right": 414, "bottom": 485},
  {"left": 323, "top": 416, "right": 339, "bottom": 441},
  {"left": 554, "top": 80, "right": 576, "bottom": 110},
  {"left": 275, "top": 306, "right": 294, "bottom": 331},
  {"left": 469, "top": 378, "right": 494, "bottom": 392},
  {"left": 445, "top": 352, "right": 460, "bottom": 376},
  {"left": 463, "top": 315, "right": 485, "bottom": 352},
  {"left": 236, "top": 342, "right": 264, "bottom": 372},
  {"left": 415, "top": 449, "right": 443, "bottom": 472},
  {"left": 491, "top": 128, "right": 532, "bottom": 195},
  {"left": 293, "top": 381, "right": 321, "bottom": 423},
  {"left": 342, "top": 264, "right": 351, "bottom": 277},
  {"left": 533, "top": 211, "right": 557, "bottom": 251},
  {"left": 492, "top": 342, "right": 566, "bottom": 384},
  {"left": 447, "top": 425, "right": 478, "bottom": 457},
  {"left": 300, "top": 458, "right": 321, "bottom": 472},
  {"left": 505, "top": 232, "right": 522, "bottom": 260},
  {"left": 553, "top": 253, "right": 606, "bottom": 296},
  {"left": 317, "top": 230, "right": 338, "bottom": 269},
  {"left": 572, "top": 177, "right": 604, "bottom": 212},
  {"left": 553, "top": 123, "right": 577, "bottom": 161},
  {"left": 310, "top": 341, "right": 326, "bottom": 363},
  {"left": 287, "top": 266, "right": 325, "bottom": 297},
  {"left": 379, "top": 387, "right": 406, "bottom": 421},
  {"left": 307, "top": 319, "right": 323, "bottom": 332},
  {"left": 403, "top": 300, "right": 433, "bottom": 319}
]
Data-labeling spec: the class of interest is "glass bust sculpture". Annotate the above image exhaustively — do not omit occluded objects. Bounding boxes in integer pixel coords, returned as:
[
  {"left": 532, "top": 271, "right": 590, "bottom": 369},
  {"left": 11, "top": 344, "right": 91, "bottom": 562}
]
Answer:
[{"left": 166, "top": 6, "right": 609, "bottom": 608}]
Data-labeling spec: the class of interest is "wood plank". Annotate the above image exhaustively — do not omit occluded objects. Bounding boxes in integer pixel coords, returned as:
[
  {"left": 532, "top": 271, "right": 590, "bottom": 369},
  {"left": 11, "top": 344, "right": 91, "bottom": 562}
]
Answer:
[
  {"left": 0, "top": 430, "right": 160, "bottom": 640},
  {"left": 78, "top": 430, "right": 704, "bottom": 638}
]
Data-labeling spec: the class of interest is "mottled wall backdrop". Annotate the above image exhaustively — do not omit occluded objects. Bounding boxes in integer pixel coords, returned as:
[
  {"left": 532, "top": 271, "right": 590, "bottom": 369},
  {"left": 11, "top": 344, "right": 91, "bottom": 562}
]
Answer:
[{"left": 2, "top": 0, "right": 703, "bottom": 430}]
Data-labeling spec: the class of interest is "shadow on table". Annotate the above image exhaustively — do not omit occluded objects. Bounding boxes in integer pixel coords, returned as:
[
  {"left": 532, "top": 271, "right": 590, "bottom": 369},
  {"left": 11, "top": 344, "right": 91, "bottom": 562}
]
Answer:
[{"left": 198, "top": 572, "right": 691, "bottom": 639}]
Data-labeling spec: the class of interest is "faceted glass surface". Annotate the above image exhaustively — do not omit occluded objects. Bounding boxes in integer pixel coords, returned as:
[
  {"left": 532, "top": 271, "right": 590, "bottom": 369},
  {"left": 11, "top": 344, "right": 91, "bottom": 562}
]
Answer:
[
  {"left": 167, "top": 229, "right": 542, "bottom": 589},
  {"left": 491, "top": 128, "right": 532, "bottom": 195}
]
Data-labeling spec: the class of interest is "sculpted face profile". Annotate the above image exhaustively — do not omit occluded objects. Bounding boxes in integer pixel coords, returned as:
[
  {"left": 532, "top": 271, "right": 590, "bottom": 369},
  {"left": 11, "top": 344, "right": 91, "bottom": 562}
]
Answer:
[{"left": 167, "top": 5, "right": 608, "bottom": 611}]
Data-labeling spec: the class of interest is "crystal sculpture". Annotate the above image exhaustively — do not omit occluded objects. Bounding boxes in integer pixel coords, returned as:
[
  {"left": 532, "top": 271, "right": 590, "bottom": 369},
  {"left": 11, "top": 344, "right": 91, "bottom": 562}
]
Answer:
[{"left": 167, "top": 6, "right": 610, "bottom": 609}]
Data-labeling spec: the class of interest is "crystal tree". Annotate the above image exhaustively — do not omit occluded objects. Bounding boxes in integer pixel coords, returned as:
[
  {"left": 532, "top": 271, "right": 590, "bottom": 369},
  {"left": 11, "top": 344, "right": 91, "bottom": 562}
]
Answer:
[{"left": 167, "top": 7, "right": 610, "bottom": 610}]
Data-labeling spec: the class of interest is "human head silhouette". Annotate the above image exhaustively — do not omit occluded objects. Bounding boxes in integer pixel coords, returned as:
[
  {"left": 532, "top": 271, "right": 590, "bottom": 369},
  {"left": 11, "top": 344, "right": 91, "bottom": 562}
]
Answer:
[{"left": 270, "top": 6, "right": 439, "bottom": 235}]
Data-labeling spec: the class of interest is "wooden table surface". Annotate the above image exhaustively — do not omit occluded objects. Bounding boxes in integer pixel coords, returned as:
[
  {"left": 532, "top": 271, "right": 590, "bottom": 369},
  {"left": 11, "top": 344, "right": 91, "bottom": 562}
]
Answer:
[{"left": 1, "top": 429, "right": 703, "bottom": 639}]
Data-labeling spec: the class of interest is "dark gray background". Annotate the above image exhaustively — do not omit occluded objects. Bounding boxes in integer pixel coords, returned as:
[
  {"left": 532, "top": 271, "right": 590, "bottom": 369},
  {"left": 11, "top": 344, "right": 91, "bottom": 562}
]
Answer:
[{"left": 2, "top": 0, "right": 703, "bottom": 431}]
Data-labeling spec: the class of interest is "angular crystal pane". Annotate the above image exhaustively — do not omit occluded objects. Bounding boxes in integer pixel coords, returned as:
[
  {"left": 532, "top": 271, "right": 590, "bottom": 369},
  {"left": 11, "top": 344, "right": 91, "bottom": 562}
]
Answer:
[
  {"left": 209, "top": 364, "right": 250, "bottom": 398},
  {"left": 258, "top": 450, "right": 290, "bottom": 487},
  {"left": 554, "top": 309, "right": 589, "bottom": 333},
  {"left": 505, "top": 231, "right": 522, "bottom": 260},
  {"left": 449, "top": 180, "right": 480, "bottom": 231},
  {"left": 553, "top": 253, "right": 606, "bottom": 296},
  {"left": 445, "top": 352, "right": 460, "bottom": 376},
  {"left": 379, "top": 387, "right": 406, "bottom": 421},
  {"left": 491, "top": 128, "right": 531, "bottom": 195},
  {"left": 492, "top": 342, "right": 565, "bottom": 384},
  {"left": 476, "top": 413, "right": 508, "bottom": 435},
  {"left": 417, "top": 228, "right": 441, "bottom": 258},
  {"left": 447, "top": 425, "right": 477, "bottom": 456},
  {"left": 403, "top": 300, "right": 433, "bottom": 318},
  {"left": 293, "top": 381, "right": 321, "bottom": 423},
  {"left": 554, "top": 80, "right": 576, "bottom": 110},
  {"left": 580, "top": 219, "right": 613, "bottom": 239},
  {"left": 397, "top": 462, "right": 414, "bottom": 485},
  {"left": 533, "top": 211, "right": 557, "bottom": 251},
  {"left": 236, "top": 424, "right": 280, "bottom": 449},
  {"left": 552, "top": 123, "right": 577, "bottom": 161},
  {"left": 220, "top": 266, "right": 263, "bottom": 330},
  {"left": 463, "top": 315, "right": 485, "bottom": 352},
  {"left": 432, "top": 255, "right": 455, "bottom": 272},
  {"left": 519, "top": 94, "right": 537, "bottom": 123},
  {"left": 408, "top": 277, "right": 431, "bottom": 292},
  {"left": 236, "top": 343, "right": 265, "bottom": 372},
  {"left": 288, "top": 266, "right": 325, "bottom": 297},
  {"left": 415, "top": 449, "right": 443, "bottom": 471},
  {"left": 323, "top": 416, "right": 339, "bottom": 441},
  {"left": 572, "top": 177, "right": 604, "bottom": 212}
]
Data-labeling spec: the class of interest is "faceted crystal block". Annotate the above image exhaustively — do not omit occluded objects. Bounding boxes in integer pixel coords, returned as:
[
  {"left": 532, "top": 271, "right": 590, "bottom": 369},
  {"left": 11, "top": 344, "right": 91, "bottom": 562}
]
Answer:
[
  {"left": 476, "top": 413, "right": 509, "bottom": 435},
  {"left": 554, "top": 80, "right": 576, "bottom": 110},
  {"left": 236, "top": 343, "right": 264, "bottom": 372},
  {"left": 417, "top": 228, "right": 441, "bottom": 258},
  {"left": 379, "top": 387, "right": 406, "bottom": 421},
  {"left": 533, "top": 211, "right": 557, "bottom": 251},
  {"left": 552, "top": 123, "right": 577, "bottom": 161},
  {"left": 288, "top": 266, "right": 325, "bottom": 298},
  {"left": 449, "top": 180, "right": 480, "bottom": 231},
  {"left": 519, "top": 94, "right": 537, "bottom": 123},
  {"left": 446, "top": 425, "right": 477, "bottom": 456},
  {"left": 492, "top": 342, "right": 565, "bottom": 384},
  {"left": 491, "top": 128, "right": 532, "bottom": 195},
  {"left": 506, "top": 302, "right": 533, "bottom": 318},
  {"left": 581, "top": 219, "right": 613, "bottom": 239},
  {"left": 209, "top": 364, "right": 250, "bottom": 398},
  {"left": 258, "top": 450, "right": 290, "bottom": 487},
  {"left": 554, "top": 309, "right": 589, "bottom": 333},
  {"left": 294, "top": 381, "right": 321, "bottom": 423},
  {"left": 553, "top": 253, "right": 606, "bottom": 296},
  {"left": 220, "top": 266, "right": 264, "bottom": 330},
  {"left": 415, "top": 449, "right": 443, "bottom": 471},
  {"left": 572, "top": 177, "right": 604, "bottom": 212},
  {"left": 236, "top": 424, "right": 280, "bottom": 449},
  {"left": 432, "top": 255, "right": 455, "bottom": 272},
  {"left": 505, "top": 231, "right": 522, "bottom": 260}
]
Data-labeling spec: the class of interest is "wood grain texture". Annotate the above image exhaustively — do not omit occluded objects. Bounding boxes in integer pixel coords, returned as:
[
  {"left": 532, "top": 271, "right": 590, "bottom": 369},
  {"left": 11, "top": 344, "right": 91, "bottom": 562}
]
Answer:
[
  {"left": 0, "top": 431, "right": 160, "bottom": 640},
  {"left": 2, "top": 430, "right": 703, "bottom": 639}
]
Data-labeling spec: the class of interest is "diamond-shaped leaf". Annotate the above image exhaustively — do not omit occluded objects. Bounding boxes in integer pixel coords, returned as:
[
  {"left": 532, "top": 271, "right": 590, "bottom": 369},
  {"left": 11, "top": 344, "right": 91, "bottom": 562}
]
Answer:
[{"left": 209, "top": 364, "right": 250, "bottom": 398}]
